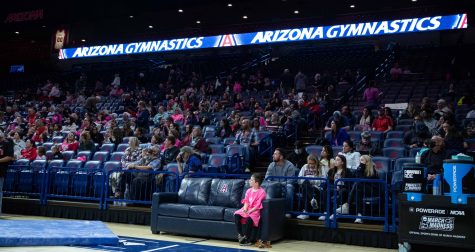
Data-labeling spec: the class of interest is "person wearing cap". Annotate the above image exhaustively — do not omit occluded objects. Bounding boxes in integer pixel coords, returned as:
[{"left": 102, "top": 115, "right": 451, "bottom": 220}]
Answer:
[
  {"left": 324, "top": 111, "right": 350, "bottom": 132},
  {"left": 287, "top": 140, "right": 308, "bottom": 169},
  {"left": 0, "top": 131, "right": 14, "bottom": 215},
  {"left": 176, "top": 146, "right": 202, "bottom": 175},
  {"left": 127, "top": 147, "right": 161, "bottom": 201},
  {"left": 356, "top": 131, "right": 378, "bottom": 156}
]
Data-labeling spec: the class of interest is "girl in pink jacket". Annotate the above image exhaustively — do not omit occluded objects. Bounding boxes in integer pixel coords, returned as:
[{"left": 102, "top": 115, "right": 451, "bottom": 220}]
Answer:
[{"left": 234, "top": 173, "right": 266, "bottom": 246}]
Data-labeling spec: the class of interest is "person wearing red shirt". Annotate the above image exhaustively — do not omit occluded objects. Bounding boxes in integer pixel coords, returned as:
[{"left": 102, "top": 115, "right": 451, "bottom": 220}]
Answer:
[
  {"left": 20, "top": 139, "right": 37, "bottom": 161},
  {"left": 61, "top": 132, "right": 79, "bottom": 152},
  {"left": 372, "top": 107, "right": 393, "bottom": 133}
]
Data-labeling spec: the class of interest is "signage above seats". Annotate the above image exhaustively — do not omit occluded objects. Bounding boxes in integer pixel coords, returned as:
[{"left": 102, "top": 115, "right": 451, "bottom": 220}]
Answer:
[{"left": 59, "top": 13, "right": 468, "bottom": 60}]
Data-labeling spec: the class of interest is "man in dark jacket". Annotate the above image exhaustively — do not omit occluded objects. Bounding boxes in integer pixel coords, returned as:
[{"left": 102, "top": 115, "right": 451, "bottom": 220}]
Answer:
[
  {"left": 421, "top": 136, "right": 449, "bottom": 182},
  {"left": 287, "top": 141, "right": 308, "bottom": 169},
  {"left": 0, "top": 131, "right": 14, "bottom": 215}
]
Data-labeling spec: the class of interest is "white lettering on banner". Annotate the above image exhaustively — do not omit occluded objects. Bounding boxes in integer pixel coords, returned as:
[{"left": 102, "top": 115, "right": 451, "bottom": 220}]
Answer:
[
  {"left": 450, "top": 210, "right": 465, "bottom": 216},
  {"left": 405, "top": 183, "right": 422, "bottom": 191},
  {"left": 404, "top": 169, "right": 422, "bottom": 178},
  {"left": 415, "top": 208, "right": 446, "bottom": 214},
  {"left": 419, "top": 216, "right": 455, "bottom": 231},
  {"left": 327, "top": 26, "right": 339, "bottom": 38}
]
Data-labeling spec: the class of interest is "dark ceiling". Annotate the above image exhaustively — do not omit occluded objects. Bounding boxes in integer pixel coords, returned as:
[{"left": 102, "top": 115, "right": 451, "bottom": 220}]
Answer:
[{"left": 1, "top": 0, "right": 474, "bottom": 45}]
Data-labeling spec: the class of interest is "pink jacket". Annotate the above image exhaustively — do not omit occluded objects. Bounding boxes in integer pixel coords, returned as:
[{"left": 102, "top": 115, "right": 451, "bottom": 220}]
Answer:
[{"left": 234, "top": 187, "right": 266, "bottom": 227}]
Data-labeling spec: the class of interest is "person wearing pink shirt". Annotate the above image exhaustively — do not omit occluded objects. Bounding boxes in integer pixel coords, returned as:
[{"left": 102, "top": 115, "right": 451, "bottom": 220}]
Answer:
[{"left": 234, "top": 173, "right": 266, "bottom": 246}]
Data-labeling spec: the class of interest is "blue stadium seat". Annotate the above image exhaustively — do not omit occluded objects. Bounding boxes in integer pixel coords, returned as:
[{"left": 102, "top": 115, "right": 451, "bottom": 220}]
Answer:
[
  {"left": 395, "top": 125, "right": 412, "bottom": 131},
  {"left": 205, "top": 137, "right": 222, "bottom": 144},
  {"left": 372, "top": 156, "right": 392, "bottom": 173},
  {"left": 164, "top": 163, "right": 180, "bottom": 192},
  {"left": 394, "top": 157, "right": 416, "bottom": 172},
  {"left": 305, "top": 145, "right": 323, "bottom": 158},
  {"left": 30, "top": 159, "right": 48, "bottom": 193},
  {"left": 225, "top": 144, "right": 246, "bottom": 173},
  {"left": 383, "top": 147, "right": 406, "bottom": 160},
  {"left": 370, "top": 131, "right": 384, "bottom": 142},
  {"left": 92, "top": 151, "right": 110, "bottom": 163},
  {"left": 110, "top": 152, "right": 125, "bottom": 162},
  {"left": 116, "top": 143, "right": 129, "bottom": 152},
  {"left": 204, "top": 154, "right": 227, "bottom": 173},
  {"left": 100, "top": 143, "right": 115, "bottom": 153},
  {"left": 209, "top": 144, "right": 225, "bottom": 154},
  {"left": 77, "top": 151, "right": 92, "bottom": 161},
  {"left": 386, "top": 131, "right": 404, "bottom": 139},
  {"left": 42, "top": 142, "right": 54, "bottom": 151},
  {"left": 52, "top": 136, "right": 64, "bottom": 144},
  {"left": 347, "top": 131, "right": 362, "bottom": 143},
  {"left": 122, "top": 137, "right": 131, "bottom": 144},
  {"left": 203, "top": 131, "right": 216, "bottom": 139},
  {"left": 383, "top": 138, "right": 404, "bottom": 148},
  {"left": 62, "top": 151, "right": 75, "bottom": 162},
  {"left": 223, "top": 137, "right": 236, "bottom": 145},
  {"left": 398, "top": 119, "right": 414, "bottom": 125}
]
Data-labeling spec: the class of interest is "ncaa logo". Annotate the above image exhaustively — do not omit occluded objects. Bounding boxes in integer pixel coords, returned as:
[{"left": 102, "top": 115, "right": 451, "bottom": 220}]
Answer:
[{"left": 220, "top": 184, "right": 228, "bottom": 193}]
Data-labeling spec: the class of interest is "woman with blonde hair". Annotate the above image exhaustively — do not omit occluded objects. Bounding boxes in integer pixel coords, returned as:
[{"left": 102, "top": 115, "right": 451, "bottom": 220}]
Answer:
[
  {"left": 296, "top": 154, "right": 328, "bottom": 220},
  {"left": 342, "top": 154, "right": 379, "bottom": 224}
]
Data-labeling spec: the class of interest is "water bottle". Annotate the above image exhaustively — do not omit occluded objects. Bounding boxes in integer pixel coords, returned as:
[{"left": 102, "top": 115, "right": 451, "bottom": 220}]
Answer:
[
  {"left": 415, "top": 152, "right": 421, "bottom": 164},
  {"left": 432, "top": 174, "right": 441, "bottom": 196}
]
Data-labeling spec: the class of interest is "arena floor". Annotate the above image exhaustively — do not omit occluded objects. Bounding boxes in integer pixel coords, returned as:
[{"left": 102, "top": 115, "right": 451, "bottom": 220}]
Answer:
[{"left": 0, "top": 214, "right": 395, "bottom": 252}]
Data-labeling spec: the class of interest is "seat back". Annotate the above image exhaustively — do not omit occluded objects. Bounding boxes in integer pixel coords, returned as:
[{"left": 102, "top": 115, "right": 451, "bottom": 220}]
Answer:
[
  {"left": 305, "top": 145, "right": 323, "bottom": 158},
  {"left": 209, "top": 144, "right": 225, "bottom": 154},
  {"left": 116, "top": 143, "right": 129, "bottom": 152},
  {"left": 110, "top": 152, "right": 125, "bottom": 162},
  {"left": 100, "top": 143, "right": 116, "bottom": 153},
  {"left": 77, "top": 151, "right": 92, "bottom": 161},
  {"left": 178, "top": 177, "right": 212, "bottom": 205},
  {"left": 383, "top": 147, "right": 406, "bottom": 160},
  {"left": 62, "top": 151, "right": 75, "bottom": 161},
  {"left": 208, "top": 178, "right": 245, "bottom": 208},
  {"left": 372, "top": 156, "right": 391, "bottom": 173},
  {"left": 93, "top": 151, "right": 110, "bottom": 163},
  {"left": 383, "top": 138, "right": 404, "bottom": 148}
]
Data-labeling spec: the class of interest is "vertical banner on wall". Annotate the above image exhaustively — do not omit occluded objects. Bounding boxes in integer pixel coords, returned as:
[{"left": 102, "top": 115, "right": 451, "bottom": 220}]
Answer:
[{"left": 54, "top": 29, "right": 67, "bottom": 50}]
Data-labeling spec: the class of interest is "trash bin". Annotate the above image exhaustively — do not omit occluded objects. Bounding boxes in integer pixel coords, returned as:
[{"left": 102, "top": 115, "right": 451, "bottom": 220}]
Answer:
[{"left": 443, "top": 160, "right": 475, "bottom": 204}]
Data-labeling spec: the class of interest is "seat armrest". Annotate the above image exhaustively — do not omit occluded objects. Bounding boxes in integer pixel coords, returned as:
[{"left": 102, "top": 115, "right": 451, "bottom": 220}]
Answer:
[
  {"left": 152, "top": 192, "right": 178, "bottom": 208},
  {"left": 260, "top": 198, "right": 285, "bottom": 241},
  {"left": 151, "top": 192, "right": 178, "bottom": 234}
]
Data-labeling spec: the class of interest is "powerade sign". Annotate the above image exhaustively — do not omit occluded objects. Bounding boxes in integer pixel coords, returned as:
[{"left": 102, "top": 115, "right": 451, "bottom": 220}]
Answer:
[{"left": 59, "top": 13, "right": 467, "bottom": 59}]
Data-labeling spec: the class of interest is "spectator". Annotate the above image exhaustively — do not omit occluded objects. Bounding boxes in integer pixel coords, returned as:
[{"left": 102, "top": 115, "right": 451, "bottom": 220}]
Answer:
[
  {"left": 160, "top": 135, "right": 180, "bottom": 169},
  {"left": 341, "top": 105, "right": 356, "bottom": 129},
  {"left": 265, "top": 148, "right": 297, "bottom": 216},
  {"left": 12, "top": 132, "right": 25, "bottom": 159},
  {"left": 356, "top": 131, "right": 378, "bottom": 156},
  {"left": 296, "top": 154, "right": 328, "bottom": 220},
  {"left": 176, "top": 146, "right": 202, "bottom": 175},
  {"left": 180, "top": 124, "right": 194, "bottom": 147},
  {"left": 136, "top": 100, "right": 150, "bottom": 133},
  {"left": 0, "top": 131, "right": 15, "bottom": 216},
  {"left": 78, "top": 131, "right": 96, "bottom": 152},
  {"left": 390, "top": 63, "right": 403, "bottom": 80},
  {"left": 355, "top": 106, "right": 373, "bottom": 131},
  {"left": 339, "top": 140, "right": 361, "bottom": 170},
  {"left": 319, "top": 154, "right": 350, "bottom": 221},
  {"left": 61, "top": 132, "right": 79, "bottom": 152},
  {"left": 294, "top": 70, "right": 308, "bottom": 92},
  {"left": 50, "top": 145, "right": 63, "bottom": 160},
  {"left": 216, "top": 118, "right": 232, "bottom": 139},
  {"left": 36, "top": 146, "right": 46, "bottom": 160},
  {"left": 287, "top": 140, "right": 308, "bottom": 169},
  {"left": 442, "top": 122, "right": 464, "bottom": 155},
  {"left": 420, "top": 110, "right": 438, "bottom": 135},
  {"left": 345, "top": 155, "right": 379, "bottom": 224},
  {"left": 372, "top": 107, "right": 393, "bottom": 133},
  {"left": 325, "top": 111, "right": 350, "bottom": 132},
  {"left": 20, "top": 139, "right": 37, "bottom": 161},
  {"left": 363, "top": 80, "right": 380, "bottom": 110},
  {"left": 90, "top": 126, "right": 104, "bottom": 146},
  {"left": 127, "top": 147, "right": 161, "bottom": 201},
  {"left": 405, "top": 122, "right": 431, "bottom": 148},
  {"left": 234, "top": 173, "right": 266, "bottom": 246},
  {"left": 319, "top": 145, "right": 335, "bottom": 171},
  {"left": 421, "top": 136, "right": 449, "bottom": 192},
  {"left": 189, "top": 126, "right": 210, "bottom": 154},
  {"left": 328, "top": 120, "right": 350, "bottom": 147},
  {"left": 114, "top": 137, "right": 142, "bottom": 199},
  {"left": 434, "top": 99, "right": 452, "bottom": 119}
]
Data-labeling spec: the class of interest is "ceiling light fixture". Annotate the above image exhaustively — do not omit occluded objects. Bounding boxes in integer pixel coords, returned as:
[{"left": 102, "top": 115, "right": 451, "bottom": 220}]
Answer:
[
  {"left": 350, "top": 4, "right": 355, "bottom": 8},
  {"left": 294, "top": 10, "right": 299, "bottom": 14},
  {"left": 81, "top": 39, "right": 86, "bottom": 42},
  {"left": 227, "top": 3, "right": 232, "bottom": 7},
  {"left": 242, "top": 15, "right": 248, "bottom": 19},
  {"left": 129, "top": 15, "right": 134, "bottom": 18},
  {"left": 196, "top": 20, "right": 201, "bottom": 24},
  {"left": 148, "top": 25, "right": 153, "bottom": 29},
  {"left": 178, "top": 9, "right": 183, "bottom": 13},
  {"left": 14, "top": 31, "right": 19, "bottom": 34}
]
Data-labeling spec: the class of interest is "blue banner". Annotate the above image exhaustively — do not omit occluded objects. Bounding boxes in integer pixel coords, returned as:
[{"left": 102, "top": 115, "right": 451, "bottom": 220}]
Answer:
[{"left": 59, "top": 13, "right": 467, "bottom": 59}]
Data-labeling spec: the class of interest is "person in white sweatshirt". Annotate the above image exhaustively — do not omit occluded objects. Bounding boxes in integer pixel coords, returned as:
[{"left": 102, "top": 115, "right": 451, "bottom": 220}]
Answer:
[{"left": 339, "top": 140, "right": 361, "bottom": 170}]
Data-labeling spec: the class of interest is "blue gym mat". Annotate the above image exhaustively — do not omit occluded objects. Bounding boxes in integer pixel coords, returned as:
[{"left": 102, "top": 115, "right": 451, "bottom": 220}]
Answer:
[
  {"left": 77, "top": 236, "right": 259, "bottom": 252},
  {"left": 0, "top": 220, "right": 119, "bottom": 247}
]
